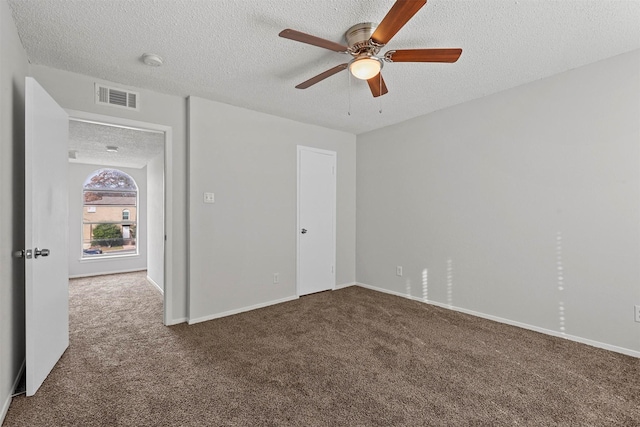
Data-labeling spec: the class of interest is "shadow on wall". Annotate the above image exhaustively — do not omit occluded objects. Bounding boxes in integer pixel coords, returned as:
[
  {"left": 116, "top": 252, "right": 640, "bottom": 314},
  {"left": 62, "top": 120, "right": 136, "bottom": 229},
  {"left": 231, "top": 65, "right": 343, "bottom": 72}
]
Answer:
[{"left": 11, "top": 81, "right": 27, "bottom": 375}]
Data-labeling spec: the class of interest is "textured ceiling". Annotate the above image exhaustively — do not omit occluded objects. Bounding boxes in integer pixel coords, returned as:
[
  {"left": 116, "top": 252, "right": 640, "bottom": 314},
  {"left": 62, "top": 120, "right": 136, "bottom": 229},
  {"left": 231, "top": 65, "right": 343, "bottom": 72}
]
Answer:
[
  {"left": 69, "top": 120, "right": 164, "bottom": 168},
  {"left": 8, "top": 0, "right": 640, "bottom": 135}
]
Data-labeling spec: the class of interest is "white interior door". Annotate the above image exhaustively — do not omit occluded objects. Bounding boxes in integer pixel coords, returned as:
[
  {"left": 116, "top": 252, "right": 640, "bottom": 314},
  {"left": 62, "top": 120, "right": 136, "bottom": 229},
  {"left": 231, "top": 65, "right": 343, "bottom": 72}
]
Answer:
[
  {"left": 297, "top": 146, "right": 336, "bottom": 296},
  {"left": 25, "top": 77, "right": 69, "bottom": 396}
]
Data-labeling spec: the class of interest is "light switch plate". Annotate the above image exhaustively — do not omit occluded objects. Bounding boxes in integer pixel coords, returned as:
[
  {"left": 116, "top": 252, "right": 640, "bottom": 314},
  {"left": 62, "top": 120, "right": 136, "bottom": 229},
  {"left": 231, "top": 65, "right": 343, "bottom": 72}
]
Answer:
[{"left": 203, "top": 192, "right": 215, "bottom": 204}]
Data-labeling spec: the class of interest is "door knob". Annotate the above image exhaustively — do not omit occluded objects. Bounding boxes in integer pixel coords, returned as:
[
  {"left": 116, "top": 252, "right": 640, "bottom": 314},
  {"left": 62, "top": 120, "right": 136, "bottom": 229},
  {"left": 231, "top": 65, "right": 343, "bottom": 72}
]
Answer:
[
  {"left": 34, "top": 248, "right": 50, "bottom": 258},
  {"left": 301, "top": 228, "right": 307, "bottom": 234}
]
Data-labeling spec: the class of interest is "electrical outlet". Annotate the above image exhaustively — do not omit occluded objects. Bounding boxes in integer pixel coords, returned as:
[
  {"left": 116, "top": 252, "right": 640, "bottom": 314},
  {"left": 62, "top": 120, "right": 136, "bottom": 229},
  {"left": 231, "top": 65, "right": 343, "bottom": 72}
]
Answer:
[
  {"left": 203, "top": 192, "right": 215, "bottom": 204},
  {"left": 273, "top": 273, "right": 279, "bottom": 284},
  {"left": 635, "top": 305, "right": 640, "bottom": 323},
  {"left": 396, "top": 266, "right": 403, "bottom": 277}
]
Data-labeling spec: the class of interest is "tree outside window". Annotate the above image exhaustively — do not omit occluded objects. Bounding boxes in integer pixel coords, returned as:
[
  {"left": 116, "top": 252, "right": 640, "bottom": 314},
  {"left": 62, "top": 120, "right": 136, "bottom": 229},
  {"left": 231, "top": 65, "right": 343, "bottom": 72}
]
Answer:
[{"left": 82, "top": 169, "right": 138, "bottom": 257}]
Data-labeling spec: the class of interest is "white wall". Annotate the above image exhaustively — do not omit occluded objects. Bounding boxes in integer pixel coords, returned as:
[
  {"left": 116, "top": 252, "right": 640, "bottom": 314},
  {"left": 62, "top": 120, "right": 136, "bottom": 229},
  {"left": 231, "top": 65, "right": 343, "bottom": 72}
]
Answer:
[
  {"left": 188, "top": 97, "right": 356, "bottom": 322},
  {"left": 0, "top": 0, "right": 28, "bottom": 421},
  {"left": 29, "top": 65, "right": 187, "bottom": 323},
  {"left": 68, "top": 163, "right": 147, "bottom": 277},
  {"left": 147, "top": 153, "right": 164, "bottom": 291},
  {"left": 356, "top": 50, "right": 640, "bottom": 355}
]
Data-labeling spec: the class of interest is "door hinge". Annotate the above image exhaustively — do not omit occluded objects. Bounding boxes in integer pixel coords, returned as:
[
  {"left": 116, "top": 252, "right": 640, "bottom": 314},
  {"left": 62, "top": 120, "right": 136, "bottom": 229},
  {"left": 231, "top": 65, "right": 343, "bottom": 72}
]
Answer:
[
  {"left": 332, "top": 166, "right": 335, "bottom": 175},
  {"left": 331, "top": 265, "right": 334, "bottom": 274}
]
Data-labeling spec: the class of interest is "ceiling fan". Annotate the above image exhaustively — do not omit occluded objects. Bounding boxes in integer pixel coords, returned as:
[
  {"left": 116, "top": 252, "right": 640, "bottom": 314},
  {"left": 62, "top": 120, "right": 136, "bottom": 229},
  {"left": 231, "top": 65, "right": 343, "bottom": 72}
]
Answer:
[{"left": 279, "top": 0, "right": 462, "bottom": 97}]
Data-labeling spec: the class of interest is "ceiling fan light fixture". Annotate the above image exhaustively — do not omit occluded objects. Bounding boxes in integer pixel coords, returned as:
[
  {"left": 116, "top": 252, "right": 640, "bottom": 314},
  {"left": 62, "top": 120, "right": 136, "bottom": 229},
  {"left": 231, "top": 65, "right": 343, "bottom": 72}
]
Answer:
[
  {"left": 280, "top": 0, "right": 460, "bottom": 97},
  {"left": 349, "top": 57, "right": 382, "bottom": 80}
]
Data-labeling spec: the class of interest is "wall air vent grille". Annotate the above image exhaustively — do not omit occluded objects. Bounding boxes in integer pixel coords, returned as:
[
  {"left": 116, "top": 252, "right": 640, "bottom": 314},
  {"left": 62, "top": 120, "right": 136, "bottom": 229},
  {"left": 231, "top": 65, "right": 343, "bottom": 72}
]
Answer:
[
  {"left": 95, "top": 83, "right": 140, "bottom": 111},
  {"left": 127, "top": 92, "right": 137, "bottom": 109}
]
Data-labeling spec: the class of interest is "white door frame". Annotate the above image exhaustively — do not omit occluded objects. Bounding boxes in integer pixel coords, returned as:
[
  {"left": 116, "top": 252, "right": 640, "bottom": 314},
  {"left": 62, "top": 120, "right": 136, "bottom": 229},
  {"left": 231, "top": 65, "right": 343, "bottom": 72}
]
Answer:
[
  {"left": 296, "top": 145, "right": 337, "bottom": 296},
  {"left": 65, "top": 109, "right": 175, "bottom": 326}
]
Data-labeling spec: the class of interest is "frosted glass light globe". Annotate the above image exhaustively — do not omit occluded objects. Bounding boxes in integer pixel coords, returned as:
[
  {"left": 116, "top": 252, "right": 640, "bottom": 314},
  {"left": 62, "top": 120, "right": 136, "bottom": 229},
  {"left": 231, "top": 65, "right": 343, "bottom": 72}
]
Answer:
[{"left": 349, "top": 57, "right": 382, "bottom": 80}]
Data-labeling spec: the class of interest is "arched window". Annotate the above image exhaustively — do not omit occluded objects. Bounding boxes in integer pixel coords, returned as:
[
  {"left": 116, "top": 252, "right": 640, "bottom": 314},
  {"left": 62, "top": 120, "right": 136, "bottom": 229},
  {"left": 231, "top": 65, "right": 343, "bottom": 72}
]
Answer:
[{"left": 82, "top": 169, "right": 138, "bottom": 258}]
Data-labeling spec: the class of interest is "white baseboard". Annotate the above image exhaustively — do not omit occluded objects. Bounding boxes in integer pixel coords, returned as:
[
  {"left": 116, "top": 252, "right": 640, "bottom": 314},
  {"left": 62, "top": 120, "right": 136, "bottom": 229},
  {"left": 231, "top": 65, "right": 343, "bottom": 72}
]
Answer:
[
  {"left": 356, "top": 282, "right": 640, "bottom": 359},
  {"left": 1, "top": 360, "right": 25, "bottom": 425},
  {"left": 69, "top": 268, "right": 147, "bottom": 279},
  {"left": 187, "top": 285, "right": 354, "bottom": 326},
  {"left": 188, "top": 295, "right": 299, "bottom": 325},
  {"left": 146, "top": 275, "right": 164, "bottom": 294},
  {"left": 335, "top": 282, "right": 356, "bottom": 290},
  {"left": 165, "top": 317, "right": 188, "bottom": 326}
]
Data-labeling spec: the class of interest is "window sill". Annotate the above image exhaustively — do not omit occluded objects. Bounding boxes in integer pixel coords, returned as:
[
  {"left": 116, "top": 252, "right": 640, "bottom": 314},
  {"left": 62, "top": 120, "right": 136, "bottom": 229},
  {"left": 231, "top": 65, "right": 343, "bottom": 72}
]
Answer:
[{"left": 79, "top": 253, "right": 140, "bottom": 263}]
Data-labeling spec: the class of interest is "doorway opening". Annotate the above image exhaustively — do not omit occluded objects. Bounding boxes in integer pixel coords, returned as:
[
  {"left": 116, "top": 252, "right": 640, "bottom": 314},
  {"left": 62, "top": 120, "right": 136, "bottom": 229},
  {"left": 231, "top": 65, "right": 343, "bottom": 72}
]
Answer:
[{"left": 66, "top": 110, "right": 174, "bottom": 325}]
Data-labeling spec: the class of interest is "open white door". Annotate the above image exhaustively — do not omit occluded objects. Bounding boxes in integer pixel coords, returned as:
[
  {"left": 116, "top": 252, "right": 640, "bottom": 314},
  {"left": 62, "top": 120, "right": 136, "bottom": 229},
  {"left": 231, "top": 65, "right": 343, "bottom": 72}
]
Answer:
[
  {"left": 297, "top": 146, "right": 336, "bottom": 296},
  {"left": 24, "top": 77, "right": 69, "bottom": 396}
]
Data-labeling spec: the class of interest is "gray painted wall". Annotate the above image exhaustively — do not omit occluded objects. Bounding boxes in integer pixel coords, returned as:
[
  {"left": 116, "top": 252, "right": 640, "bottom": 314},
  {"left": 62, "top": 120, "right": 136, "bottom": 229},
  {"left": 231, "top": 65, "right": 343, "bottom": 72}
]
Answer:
[
  {"left": 0, "top": 0, "right": 28, "bottom": 420},
  {"left": 188, "top": 97, "right": 356, "bottom": 322},
  {"left": 147, "top": 153, "right": 164, "bottom": 291},
  {"left": 68, "top": 163, "right": 147, "bottom": 277},
  {"left": 1, "top": 10, "right": 637, "bottom": 423},
  {"left": 356, "top": 50, "right": 640, "bottom": 354},
  {"left": 29, "top": 65, "right": 187, "bottom": 322}
]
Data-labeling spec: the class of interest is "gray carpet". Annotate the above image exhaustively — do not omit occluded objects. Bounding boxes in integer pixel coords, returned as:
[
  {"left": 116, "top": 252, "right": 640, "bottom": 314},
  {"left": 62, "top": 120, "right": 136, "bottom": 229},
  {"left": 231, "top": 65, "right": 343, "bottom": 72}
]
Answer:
[{"left": 4, "top": 271, "right": 639, "bottom": 426}]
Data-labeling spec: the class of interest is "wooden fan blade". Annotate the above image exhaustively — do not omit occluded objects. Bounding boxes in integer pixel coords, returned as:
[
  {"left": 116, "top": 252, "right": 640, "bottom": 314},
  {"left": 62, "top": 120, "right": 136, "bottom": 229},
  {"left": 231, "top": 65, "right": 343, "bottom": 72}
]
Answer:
[
  {"left": 367, "top": 73, "right": 389, "bottom": 98},
  {"left": 296, "top": 63, "right": 349, "bottom": 89},
  {"left": 386, "top": 48, "right": 462, "bottom": 63},
  {"left": 279, "top": 29, "right": 349, "bottom": 53},
  {"left": 371, "top": 0, "right": 427, "bottom": 46}
]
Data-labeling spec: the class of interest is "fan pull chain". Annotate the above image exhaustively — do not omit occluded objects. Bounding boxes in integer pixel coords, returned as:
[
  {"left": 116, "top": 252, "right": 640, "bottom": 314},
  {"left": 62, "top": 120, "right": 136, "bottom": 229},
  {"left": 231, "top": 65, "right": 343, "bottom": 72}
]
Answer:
[
  {"left": 347, "top": 71, "right": 352, "bottom": 116},
  {"left": 379, "top": 74, "right": 383, "bottom": 114}
]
